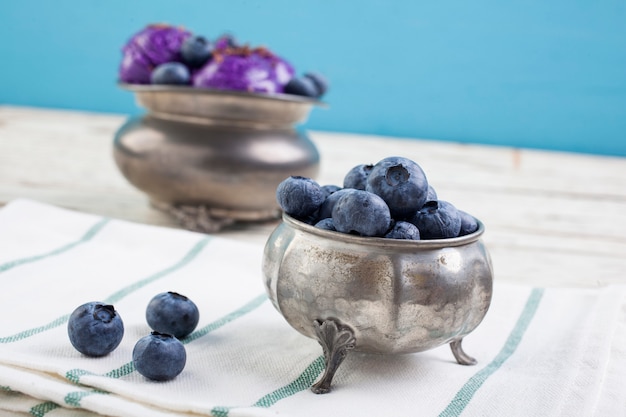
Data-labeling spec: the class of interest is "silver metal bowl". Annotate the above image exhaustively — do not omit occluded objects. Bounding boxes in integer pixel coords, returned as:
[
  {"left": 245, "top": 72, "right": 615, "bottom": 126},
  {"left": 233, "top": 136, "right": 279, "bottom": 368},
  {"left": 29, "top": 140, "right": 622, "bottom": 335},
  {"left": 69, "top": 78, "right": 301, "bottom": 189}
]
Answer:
[
  {"left": 123, "top": 83, "right": 325, "bottom": 129},
  {"left": 262, "top": 214, "right": 493, "bottom": 393},
  {"left": 113, "top": 84, "right": 323, "bottom": 232}
]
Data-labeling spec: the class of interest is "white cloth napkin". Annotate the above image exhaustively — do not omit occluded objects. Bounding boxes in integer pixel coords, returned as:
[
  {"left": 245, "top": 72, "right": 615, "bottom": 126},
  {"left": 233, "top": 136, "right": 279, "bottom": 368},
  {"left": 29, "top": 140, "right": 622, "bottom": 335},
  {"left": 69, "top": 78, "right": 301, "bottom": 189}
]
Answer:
[{"left": 0, "top": 199, "right": 624, "bottom": 417}]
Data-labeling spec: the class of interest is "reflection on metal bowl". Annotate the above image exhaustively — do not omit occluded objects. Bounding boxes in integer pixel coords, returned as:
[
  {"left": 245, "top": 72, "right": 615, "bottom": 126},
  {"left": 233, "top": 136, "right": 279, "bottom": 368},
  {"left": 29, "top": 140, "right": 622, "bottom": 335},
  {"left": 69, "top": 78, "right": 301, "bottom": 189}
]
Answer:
[
  {"left": 113, "top": 84, "right": 322, "bottom": 232},
  {"left": 262, "top": 214, "right": 493, "bottom": 393}
]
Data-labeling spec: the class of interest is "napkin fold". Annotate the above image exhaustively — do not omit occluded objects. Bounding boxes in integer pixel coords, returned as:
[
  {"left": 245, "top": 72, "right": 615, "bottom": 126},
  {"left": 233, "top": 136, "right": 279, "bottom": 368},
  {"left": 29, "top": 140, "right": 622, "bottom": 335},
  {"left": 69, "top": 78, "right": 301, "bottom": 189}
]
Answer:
[{"left": 0, "top": 199, "right": 624, "bottom": 417}]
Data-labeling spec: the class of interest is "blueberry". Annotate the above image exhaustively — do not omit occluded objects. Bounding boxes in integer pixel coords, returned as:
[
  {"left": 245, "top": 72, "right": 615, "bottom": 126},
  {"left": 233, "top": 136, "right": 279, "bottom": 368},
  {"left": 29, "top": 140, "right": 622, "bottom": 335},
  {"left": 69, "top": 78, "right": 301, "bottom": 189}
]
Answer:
[
  {"left": 320, "top": 184, "right": 342, "bottom": 200},
  {"left": 317, "top": 188, "right": 352, "bottom": 220},
  {"left": 425, "top": 185, "right": 438, "bottom": 203},
  {"left": 146, "top": 291, "right": 199, "bottom": 339},
  {"left": 276, "top": 176, "right": 325, "bottom": 220},
  {"left": 332, "top": 189, "right": 391, "bottom": 237},
  {"left": 181, "top": 36, "right": 213, "bottom": 68},
  {"left": 384, "top": 221, "right": 420, "bottom": 240},
  {"left": 458, "top": 210, "right": 479, "bottom": 236},
  {"left": 300, "top": 211, "right": 323, "bottom": 225},
  {"left": 303, "top": 72, "right": 328, "bottom": 98},
  {"left": 366, "top": 156, "right": 429, "bottom": 219},
  {"left": 67, "top": 302, "right": 124, "bottom": 357},
  {"left": 410, "top": 200, "right": 461, "bottom": 239},
  {"left": 314, "top": 217, "right": 336, "bottom": 231},
  {"left": 133, "top": 332, "right": 186, "bottom": 381},
  {"left": 283, "top": 77, "right": 319, "bottom": 98},
  {"left": 150, "top": 62, "right": 190, "bottom": 85},
  {"left": 215, "top": 33, "right": 238, "bottom": 49},
  {"left": 343, "top": 164, "right": 374, "bottom": 190}
]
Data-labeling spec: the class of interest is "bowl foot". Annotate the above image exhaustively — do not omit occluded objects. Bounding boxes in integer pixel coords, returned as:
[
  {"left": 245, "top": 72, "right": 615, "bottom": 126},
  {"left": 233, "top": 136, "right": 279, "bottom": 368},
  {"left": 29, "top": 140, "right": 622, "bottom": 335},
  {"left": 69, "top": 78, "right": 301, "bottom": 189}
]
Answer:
[
  {"left": 151, "top": 200, "right": 280, "bottom": 233},
  {"left": 450, "top": 338, "right": 477, "bottom": 365},
  {"left": 311, "top": 319, "right": 356, "bottom": 394}
]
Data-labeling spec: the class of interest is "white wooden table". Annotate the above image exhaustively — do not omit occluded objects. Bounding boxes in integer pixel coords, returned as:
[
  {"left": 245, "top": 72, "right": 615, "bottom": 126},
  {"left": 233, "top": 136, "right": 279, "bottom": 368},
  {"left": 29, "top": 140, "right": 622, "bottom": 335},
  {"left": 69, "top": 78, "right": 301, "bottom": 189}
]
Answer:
[{"left": 1, "top": 105, "right": 625, "bottom": 287}]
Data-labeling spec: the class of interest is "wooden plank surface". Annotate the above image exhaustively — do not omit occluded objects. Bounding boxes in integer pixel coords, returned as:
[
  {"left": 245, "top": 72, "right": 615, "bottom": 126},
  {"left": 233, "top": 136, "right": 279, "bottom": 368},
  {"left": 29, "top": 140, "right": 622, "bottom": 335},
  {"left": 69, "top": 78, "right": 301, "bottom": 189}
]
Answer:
[{"left": 1, "top": 105, "right": 625, "bottom": 288}]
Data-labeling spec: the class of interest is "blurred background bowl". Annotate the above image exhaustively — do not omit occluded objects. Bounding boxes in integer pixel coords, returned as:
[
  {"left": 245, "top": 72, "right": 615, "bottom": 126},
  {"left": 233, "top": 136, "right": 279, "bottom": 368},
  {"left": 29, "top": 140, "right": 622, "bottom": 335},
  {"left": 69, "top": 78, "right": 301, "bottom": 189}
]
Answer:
[{"left": 113, "top": 86, "right": 322, "bottom": 226}]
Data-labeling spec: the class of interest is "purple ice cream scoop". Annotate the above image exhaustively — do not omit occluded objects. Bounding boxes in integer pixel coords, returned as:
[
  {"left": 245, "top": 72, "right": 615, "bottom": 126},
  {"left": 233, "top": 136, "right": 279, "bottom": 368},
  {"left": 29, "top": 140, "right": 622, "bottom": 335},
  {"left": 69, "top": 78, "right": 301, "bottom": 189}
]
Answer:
[
  {"left": 119, "top": 24, "right": 191, "bottom": 84},
  {"left": 192, "top": 46, "right": 294, "bottom": 94}
]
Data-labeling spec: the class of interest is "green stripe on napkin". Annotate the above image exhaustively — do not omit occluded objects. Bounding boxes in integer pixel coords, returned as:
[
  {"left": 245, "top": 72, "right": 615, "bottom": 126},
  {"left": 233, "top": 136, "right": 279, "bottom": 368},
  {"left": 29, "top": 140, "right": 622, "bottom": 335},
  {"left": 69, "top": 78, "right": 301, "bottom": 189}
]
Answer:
[
  {"left": 103, "top": 236, "right": 211, "bottom": 305},
  {"left": 0, "top": 236, "right": 211, "bottom": 344},
  {"left": 0, "top": 218, "right": 109, "bottom": 274},
  {"left": 253, "top": 355, "right": 325, "bottom": 407},
  {"left": 30, "top": 402, "right": 60, "bottom": 417},
  {"left": 438, "top": 288, "right": 544, "bottom": 417},
  {"left": 210, "top": 355, "right": 325, "bottom": 417}
]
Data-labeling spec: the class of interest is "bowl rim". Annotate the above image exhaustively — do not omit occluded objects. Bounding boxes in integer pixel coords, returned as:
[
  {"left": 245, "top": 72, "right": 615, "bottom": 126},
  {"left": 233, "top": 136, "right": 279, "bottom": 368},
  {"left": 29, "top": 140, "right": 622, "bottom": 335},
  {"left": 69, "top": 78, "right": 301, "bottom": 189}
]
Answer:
[
  {"left": 282, "top": 213, "right": 485, "bottom": 249},
  {"left": 118, "top": 82, "right": 327, "bottom": 107}
]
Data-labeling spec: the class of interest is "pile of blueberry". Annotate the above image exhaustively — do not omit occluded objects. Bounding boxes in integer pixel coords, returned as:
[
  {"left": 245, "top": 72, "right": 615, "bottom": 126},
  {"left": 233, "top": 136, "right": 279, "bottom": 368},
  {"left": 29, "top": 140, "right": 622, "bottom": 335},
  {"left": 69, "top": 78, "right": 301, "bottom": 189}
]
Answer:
[
  {"left": 67, "top": 291, "right": 199, "bottom": 381},
  {"left": 276, "top": 156, "right": 478, "bottom": 240}
]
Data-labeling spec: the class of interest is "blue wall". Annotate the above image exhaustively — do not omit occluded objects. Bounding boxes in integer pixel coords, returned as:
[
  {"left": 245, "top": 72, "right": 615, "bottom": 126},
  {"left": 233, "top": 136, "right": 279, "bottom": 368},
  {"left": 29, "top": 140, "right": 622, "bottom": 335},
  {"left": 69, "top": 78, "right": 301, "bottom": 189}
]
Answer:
[{"left": 2, "top": 1, "right": 626, "bottom": 156}]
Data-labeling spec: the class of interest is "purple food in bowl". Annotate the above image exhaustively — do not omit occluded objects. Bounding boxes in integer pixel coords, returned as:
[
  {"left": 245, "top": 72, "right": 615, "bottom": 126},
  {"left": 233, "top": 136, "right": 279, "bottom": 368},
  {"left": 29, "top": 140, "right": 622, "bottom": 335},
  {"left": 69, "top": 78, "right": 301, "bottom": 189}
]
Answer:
[
  {"left": 193, "top": 46, "right": 294, "bottom": 94},
  {"left": 119, "top": 24, "right": 191, "bottom": 84}
]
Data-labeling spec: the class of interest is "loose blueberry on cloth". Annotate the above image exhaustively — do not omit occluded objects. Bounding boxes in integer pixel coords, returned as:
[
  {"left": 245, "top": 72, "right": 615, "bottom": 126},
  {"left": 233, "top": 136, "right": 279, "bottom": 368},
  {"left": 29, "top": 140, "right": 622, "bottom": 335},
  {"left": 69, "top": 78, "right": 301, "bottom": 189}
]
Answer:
[
  {"left": 133, "top": 332, "right": 187, "bottom": 381},
  {"left": 0, "top": 199, "right": 625, "bottom": 417},
  {"left": 146, "top": 291, "right": 200, "bottom": 339},
  {"left": 67, "top": 302, "right": 124, "bottom": 357}
]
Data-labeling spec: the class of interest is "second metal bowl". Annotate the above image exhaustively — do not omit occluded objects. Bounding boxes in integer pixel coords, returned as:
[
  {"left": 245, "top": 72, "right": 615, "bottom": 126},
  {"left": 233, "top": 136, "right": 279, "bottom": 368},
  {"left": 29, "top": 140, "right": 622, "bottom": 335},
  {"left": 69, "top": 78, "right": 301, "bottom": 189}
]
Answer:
[{"left": 114, "top": 85, "right": 322, "bottom": 231}]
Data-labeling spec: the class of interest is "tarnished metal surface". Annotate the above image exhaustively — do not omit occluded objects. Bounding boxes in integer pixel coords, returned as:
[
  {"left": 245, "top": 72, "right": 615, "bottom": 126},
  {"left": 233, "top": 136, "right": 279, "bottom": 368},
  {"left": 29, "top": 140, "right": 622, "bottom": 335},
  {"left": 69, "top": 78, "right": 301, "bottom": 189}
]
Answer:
[
  {"left": 262, "top": 214, "right": 494, "bottom": 355},
  {"left": 113, "top": 86, "right": 321, "bottom": 223},
  {"left": 120, "top": 83, "right": 324, "bottom": 129}
]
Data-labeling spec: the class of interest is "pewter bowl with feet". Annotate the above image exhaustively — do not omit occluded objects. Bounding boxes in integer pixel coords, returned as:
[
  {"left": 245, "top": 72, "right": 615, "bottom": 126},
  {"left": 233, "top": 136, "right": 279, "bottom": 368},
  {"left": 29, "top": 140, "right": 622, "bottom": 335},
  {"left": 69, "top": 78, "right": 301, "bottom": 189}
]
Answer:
[
  {"left": 262, "top": 214, "right": 493, "bottom": 393},
  {"left": 114, "top": 84, "right": 322, "bottom": 232}
]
